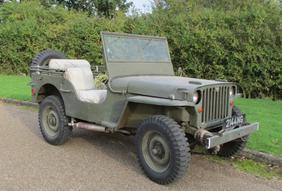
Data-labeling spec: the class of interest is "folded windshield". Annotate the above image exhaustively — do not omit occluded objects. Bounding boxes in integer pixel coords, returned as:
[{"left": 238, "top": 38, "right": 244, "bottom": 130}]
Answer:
[{"left": 103, "top": 34, "right": 171, "bottom": 63}]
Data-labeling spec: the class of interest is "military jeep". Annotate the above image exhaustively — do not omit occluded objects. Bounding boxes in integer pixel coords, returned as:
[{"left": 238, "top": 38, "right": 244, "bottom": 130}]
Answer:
[{"left": 30, "top": 32, "right": 258, "bottom": 184}]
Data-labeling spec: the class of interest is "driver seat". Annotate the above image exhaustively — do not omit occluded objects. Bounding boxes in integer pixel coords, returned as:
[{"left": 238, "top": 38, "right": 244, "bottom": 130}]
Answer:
[{"left": 49, "top": 59, "right": 107, "bottom": 104}]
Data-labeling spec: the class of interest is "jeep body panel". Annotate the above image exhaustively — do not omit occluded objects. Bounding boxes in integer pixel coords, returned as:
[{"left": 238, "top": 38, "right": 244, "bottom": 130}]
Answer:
[
  {"left": 32, "top": 72, "right": 193, "bottom": 130},
  {"left": 32, "top": 72, "right": 126, "bottom": 128},
  {"left": 110, "top": 75, "right": 233, "bottom": 100},
  {"left": 127, "top": 96, "right": 194, "bottom": 106},
  {"left": 32, "top": 72, "right": 196, "bottom": 130}
]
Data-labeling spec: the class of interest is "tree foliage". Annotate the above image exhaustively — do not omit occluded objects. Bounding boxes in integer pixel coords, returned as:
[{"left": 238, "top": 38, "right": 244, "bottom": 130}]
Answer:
[
  {"left": 127, "top": 0, "right": 281, "bottom": 99},
  {"left": 0, "top": 1, "right": 126, "bottom": 73},
  {"left": 0, "top": 0, "right": 281, "bottom": 99},
  {"left": 41, "top": 0, "right": 132, "bottom": 17}
]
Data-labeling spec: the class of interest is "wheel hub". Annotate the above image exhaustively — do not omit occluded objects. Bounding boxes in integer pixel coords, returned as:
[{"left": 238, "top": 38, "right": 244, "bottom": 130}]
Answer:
[
  {"left": 47, "top": 111, "right": 58, "bottom": 131},
  {"left": 142, "top": 131, "right": 171, "bottom": 173},
  {"left": 150, "top": 140, "right": 167, "bottom": 163},
  {"left": 42, "top": 106, "right": 59, "bottom": 137}
]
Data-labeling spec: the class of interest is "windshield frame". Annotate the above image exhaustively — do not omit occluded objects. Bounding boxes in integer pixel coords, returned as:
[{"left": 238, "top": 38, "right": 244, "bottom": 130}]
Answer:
[{"left": 101, "top": 32, "right": 172, "bottom": 64}]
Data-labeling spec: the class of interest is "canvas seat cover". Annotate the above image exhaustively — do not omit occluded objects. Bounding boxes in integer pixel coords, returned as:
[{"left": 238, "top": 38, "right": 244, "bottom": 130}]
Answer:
[{"left": 49, "top": 59, "right": 107, "bottom": 104}]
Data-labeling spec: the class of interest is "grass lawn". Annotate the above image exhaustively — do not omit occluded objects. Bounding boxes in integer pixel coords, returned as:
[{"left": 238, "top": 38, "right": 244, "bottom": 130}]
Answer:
[
  {"left": 0, "top": 74, "right": 281, "bottom": 156},
  {"left": 208, "top": 155, "right": 282, "bottom": 180},
  {"left": 232, "top": 159, "right": 282, "bottom": 179},
  {"left": 236, "top": 98, "right": 282, "bottom": 157},
  {"left": 0, "top": 75, "right": 31, "bottom": 101}
]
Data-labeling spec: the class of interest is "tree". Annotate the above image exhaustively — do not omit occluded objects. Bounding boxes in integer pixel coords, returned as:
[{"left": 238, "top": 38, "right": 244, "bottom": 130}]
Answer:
[
  {"left": 41, "top": 0, "right": 132, "bottom": 17},
  {"left": 94, "top": 0, "right": 132, "bottom": 18},
  {"left": 55, "top": 0, "right": 95, "bottom": 14}
]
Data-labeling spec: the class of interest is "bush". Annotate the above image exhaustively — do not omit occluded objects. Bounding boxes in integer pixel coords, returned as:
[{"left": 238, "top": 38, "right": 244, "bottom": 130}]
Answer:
[
  {"left": 0, "top": 1, "right": 126, "bottom": 74},
  {"left": 127, "top": 0, "right": 281, "bottom": 99},
  {"left": 0, "top": 0, "right": 281, "bottom": 99}
]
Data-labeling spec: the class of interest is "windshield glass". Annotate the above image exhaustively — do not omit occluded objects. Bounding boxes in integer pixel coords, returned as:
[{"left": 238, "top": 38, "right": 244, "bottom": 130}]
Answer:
[{"left": 103, "top": 34, "right": 171, "bottom": 63}]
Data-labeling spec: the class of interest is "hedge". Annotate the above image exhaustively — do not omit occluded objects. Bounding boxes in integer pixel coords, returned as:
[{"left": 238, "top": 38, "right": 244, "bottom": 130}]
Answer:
[
  {"left": 0, "top": 0, "right": 281, "bottom": 99},
  {"left": 0, "top": 1, "right": 126, "bottom": 74}
]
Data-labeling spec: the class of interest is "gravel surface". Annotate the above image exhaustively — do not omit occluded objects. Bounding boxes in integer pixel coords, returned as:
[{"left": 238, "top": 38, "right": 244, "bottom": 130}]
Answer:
[{"left": 0, "top": 102, "right": 281, "bottom": 191}]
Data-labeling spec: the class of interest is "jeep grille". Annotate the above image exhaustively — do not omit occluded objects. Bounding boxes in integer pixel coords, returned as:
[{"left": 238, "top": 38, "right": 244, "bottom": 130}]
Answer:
[{"left": 201, "top": 86, "right": 230, "bottom": 123}]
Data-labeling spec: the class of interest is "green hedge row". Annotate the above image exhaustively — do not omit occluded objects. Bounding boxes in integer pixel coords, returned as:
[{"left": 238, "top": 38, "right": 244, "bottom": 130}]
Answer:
[
  {"left": 0, "top": 1, "right": 126, "bottom": 74},
  {"left": 0, "top": 1, "right": 281, "bottom": 99},
  {"left": 127, "top": 0, "right": 281, "bottom": 99}
]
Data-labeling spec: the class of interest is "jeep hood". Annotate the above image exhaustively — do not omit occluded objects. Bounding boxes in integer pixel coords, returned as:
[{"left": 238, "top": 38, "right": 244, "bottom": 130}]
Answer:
[{"left": 110, "top": 76, "right": 233, "bottom": 101}]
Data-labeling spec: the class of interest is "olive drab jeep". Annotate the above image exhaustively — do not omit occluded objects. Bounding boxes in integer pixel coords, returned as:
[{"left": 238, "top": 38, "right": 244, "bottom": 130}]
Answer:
[{"left": 30, "top": 32, "right": 259, "bottom": 185}]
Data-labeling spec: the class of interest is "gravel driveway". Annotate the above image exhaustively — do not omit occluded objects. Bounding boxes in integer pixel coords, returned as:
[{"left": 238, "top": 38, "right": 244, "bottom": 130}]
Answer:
[{"left": 0, "top": 102, "right": 281, "bottom": 191}]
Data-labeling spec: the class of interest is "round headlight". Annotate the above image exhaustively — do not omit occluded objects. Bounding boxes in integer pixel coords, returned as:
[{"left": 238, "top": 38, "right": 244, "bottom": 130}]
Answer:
[
  {"left": 193, "top": 91, "right": 201, "bottom": 104},
  {"left": 229, "top": 86, "right": 235, "bottom": 97}
]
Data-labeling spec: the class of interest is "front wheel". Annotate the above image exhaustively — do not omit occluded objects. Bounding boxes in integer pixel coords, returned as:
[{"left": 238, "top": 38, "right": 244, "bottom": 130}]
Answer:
[
  {"left": 39, "top": 95, "right": 71, "bottom": 145},
  {"left": 217, "top": 136, "right": 249, "bottom": 157},
  {"left": 135, "top": 115, "right": 190, "bottom": 185},
  {"left": 217, "top": 106, "right": 249, "bottom": 157}
]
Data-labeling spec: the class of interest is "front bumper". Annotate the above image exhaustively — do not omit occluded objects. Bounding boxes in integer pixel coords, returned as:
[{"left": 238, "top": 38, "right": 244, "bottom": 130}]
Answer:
[{"left": 205, "top": 122, "right": 259, "bottom": 149}]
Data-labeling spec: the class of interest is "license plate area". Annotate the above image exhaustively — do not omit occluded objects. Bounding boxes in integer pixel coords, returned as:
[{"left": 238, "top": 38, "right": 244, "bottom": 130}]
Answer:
[{"left": 224, "top": 115, "right": 244, "bottom": 130}]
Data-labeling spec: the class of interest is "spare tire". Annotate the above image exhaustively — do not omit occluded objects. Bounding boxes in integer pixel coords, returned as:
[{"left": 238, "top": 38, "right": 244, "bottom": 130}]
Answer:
[{"left": 30, "top": 49, "right": 66, "bottom": 75}]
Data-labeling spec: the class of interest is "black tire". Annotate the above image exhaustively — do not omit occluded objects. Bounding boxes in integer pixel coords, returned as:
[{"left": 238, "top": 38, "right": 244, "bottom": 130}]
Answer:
[
  {"left": 39, "top": 95, "right": 71, "bottom": 145},
  {"left": 217, "top": 106, "right": 249, "bottom": 157},
  {"left": 30, "top": 49, "right": 66, "bottom": 76},
  {"left": 217, "top": 136, "right": 249, "bottom": 157},
  {"left": 135, "top": 115, "right": 190, "bottom": 185},
  {"left": 232, "top": 106, "right": 245, "bottom": 121}
]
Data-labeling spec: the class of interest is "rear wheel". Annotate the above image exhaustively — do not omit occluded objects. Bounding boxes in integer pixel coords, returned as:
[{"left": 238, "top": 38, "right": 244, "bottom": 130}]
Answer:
[
  {"left": 135, "top": 115, "right": 190, "bottom": 185},
  {"left": 39, "top": 95, "right": 71, "bottom": 145}
]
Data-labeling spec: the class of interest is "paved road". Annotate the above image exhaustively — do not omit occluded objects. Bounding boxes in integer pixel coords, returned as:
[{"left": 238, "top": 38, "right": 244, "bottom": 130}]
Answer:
[{"left": 0, "top": 102, "right": 281, "bottom": 191}]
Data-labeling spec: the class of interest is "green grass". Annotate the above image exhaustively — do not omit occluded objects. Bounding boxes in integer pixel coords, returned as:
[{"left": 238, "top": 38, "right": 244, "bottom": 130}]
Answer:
[
  {"left": 0, "top": 75, "right": 31, "bottom": 101},
  {"left": 208, "top": 155, "right": 282, "bottom": 180},
  {"left": 233, "top": 159, "right": 282, "bottom": 179},
  {"left": 236, "top": 98, "right": 282, "bottom": 157},
  {"left": 0, "top": 74, "right": 281, "bottom": 157}
]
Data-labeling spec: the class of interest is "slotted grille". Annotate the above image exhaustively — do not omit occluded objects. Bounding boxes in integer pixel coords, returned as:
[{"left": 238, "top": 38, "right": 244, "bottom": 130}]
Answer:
[{"left": 201, "top": 86, "right": 230, "bottom": 123}]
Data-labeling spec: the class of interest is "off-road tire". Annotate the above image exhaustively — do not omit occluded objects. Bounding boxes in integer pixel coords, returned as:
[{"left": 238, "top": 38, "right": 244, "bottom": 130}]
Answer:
[
  {"left": 39, "top": 95, "right": 71, "bottom": 145},
  {"left": 30, "top": 49, "right": 66, "bottom": 76},
  {"left": 135, "top": 115, "right": 190, "bottom": 185},
  {"left": 217, "top": 136, "right": 249, "bottom": 157},
  {"left": 217, "top": 106, "right": 249, "bottom": 157}
]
